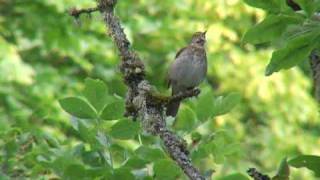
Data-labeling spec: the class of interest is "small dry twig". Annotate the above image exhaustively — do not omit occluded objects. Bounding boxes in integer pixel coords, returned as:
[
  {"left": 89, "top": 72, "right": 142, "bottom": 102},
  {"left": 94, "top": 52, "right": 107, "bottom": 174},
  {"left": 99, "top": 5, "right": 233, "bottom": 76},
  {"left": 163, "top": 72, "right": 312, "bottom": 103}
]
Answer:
[{"left": 247, "top": 168, "right": 271, "bottom": 180}]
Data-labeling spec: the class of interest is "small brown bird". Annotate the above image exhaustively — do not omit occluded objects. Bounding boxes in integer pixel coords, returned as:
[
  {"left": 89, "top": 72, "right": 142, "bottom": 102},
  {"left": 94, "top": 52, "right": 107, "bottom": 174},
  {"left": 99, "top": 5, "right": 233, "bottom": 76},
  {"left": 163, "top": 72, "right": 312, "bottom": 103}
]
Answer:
[{"left": 166, "top": 31, "right": 207, "bottom": 117}]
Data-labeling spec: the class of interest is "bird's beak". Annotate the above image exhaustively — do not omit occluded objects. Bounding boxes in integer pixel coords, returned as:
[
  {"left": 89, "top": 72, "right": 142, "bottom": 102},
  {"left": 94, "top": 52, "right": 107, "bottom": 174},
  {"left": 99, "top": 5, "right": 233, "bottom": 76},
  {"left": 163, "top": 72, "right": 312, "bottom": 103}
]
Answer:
[{"left": 203, "top": 30, "right": 207, "bottom": 36}]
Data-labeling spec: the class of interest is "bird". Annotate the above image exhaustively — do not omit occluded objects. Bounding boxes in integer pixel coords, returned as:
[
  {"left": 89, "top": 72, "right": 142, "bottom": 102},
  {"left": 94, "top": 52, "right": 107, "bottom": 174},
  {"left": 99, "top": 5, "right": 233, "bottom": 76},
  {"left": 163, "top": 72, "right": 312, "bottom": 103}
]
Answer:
[{"left": 166, "top": 31, "right": 207, "bottom": 117}]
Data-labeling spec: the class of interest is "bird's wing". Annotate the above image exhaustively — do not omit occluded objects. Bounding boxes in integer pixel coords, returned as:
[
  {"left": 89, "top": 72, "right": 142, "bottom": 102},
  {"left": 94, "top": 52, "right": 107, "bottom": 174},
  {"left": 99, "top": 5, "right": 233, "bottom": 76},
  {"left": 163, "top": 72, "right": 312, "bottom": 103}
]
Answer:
[
  {"left": 167, "top": 80, "right": 171, "bottom": 88},
  {"left": 166, "top": 46, "right": 188, "bottom": 88},
  {"left": 175, "top": 46, "right": 188, "bottom": 58}
]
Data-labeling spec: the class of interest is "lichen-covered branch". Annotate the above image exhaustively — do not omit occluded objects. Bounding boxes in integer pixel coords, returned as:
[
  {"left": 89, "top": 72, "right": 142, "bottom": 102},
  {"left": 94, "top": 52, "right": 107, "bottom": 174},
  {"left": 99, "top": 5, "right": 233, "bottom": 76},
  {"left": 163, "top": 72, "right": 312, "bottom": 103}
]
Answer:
[
  {"left": 69, "top": 0, "right": 205, "bottom": 179},
  {"left": 309, "top": 50, "right": 320, "bottom": 102}
]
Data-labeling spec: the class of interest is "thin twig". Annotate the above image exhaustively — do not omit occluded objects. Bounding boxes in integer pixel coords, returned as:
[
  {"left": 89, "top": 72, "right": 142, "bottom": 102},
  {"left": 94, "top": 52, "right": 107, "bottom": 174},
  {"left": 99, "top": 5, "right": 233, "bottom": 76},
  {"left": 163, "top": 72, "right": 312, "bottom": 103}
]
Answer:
[
  {"left": 247, "top": 168, "right": 271, "bottom": 180},
  {"left": 68, "top": 7, "right": 99, "bottom": 18}
]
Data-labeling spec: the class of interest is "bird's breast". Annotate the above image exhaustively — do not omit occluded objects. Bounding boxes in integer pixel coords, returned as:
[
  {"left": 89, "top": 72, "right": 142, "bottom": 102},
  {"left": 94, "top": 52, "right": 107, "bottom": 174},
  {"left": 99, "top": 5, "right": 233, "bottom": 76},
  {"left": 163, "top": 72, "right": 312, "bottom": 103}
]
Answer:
[
  {"left": 169, "top": 46, "right": 207, "bottom": 90},
  {"left": 179, "top": 55, "right": 207, "bottom": 88}
]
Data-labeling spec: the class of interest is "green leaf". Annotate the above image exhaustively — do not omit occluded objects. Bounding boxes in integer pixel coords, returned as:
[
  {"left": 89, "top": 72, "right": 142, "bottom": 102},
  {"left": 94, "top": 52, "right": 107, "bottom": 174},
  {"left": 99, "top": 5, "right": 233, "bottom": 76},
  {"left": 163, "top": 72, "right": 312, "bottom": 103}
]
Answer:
[
  {"left": 288, "top": 155, "right": 320, "bottom": 177},
  {"left": 81, "top": 150, "right": 105, "bottom": 167},
  {"left": 51, "top": 153, "right": 79, "bottom": 176},
  {"left": 223, "top": 143, "right": 242, "bottom": 156},
  {"left": 135, "top": 146, "right": 166, "bottom": 162},
  {"left": 295, "top": 0, "right": 320, "bottom": 16},
  {"left": 77, "top": 119, "right": 96, "bottom": 144},
  {"left": 83, "top": 78, "right": 109, "bottom": 112},
  {"left": 265, "top": 31, "right": 320, "bottom": 76},
  {"left": 174, "top": 105, "right": 197, "bottom": 132},
  {"left": 213, "top": 92, "right": 241, "bottom": 116},
  {"left": 123, "top": 156, "right": 148, "bottom": 169},
  {"left": 244, "top": 0, "right": 277, "bottom": 11},
  {"left": 111, "top": 167, "right": 135, "bottom": 180},
  {"left": 86, "top": 167, "right": 112, "bottom": 178},
  {"left": 153, "top": 159, "right": 182, "bottom": 180},
  {"left": 208, "top": 130, "right": 241, "bottom": 164},
  {"left": 43, "top": 133, "right": 59, "bottom": 148},
  {"left": 218, "top": 173, "right": 250, "bottom": 180},
  {"left": 110, "top": 119, "right": 140, "bottom": 140},
  {"left": 63, "top": 164, "right": 87, "bottom": 179},
  {"left": 272, "top": 158, "right": 290, "bottom": 180},
  {"left": 195, "top": 89, "right": 215, "bottom": 121},
  {"left": 96, "top": 131, "right": 109, "bottom": 147},
  {"left": 100, "top": 99, "right": 125, "bottom": 120},
  {"left": 108, "top": 144, "right": 128, "bottom": 165},
  {"left": 243, "top": 0, "right": 289, "bottom": 12},
  {"left": 59, "top": 97, "right": 97, "bottom": 119},
  {"left": 191, "top": 143, "right": 210, "bottom": 160},
  {"left": 242, "top": 14, "right": 303, "bottom": 44}
]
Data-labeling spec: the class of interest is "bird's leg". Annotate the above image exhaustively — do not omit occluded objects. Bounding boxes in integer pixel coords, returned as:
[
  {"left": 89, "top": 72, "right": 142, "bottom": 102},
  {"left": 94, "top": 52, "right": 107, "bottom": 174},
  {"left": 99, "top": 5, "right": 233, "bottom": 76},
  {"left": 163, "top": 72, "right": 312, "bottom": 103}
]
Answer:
[{"left": 186, "top": 87, "right": 200, "bottom": 98}]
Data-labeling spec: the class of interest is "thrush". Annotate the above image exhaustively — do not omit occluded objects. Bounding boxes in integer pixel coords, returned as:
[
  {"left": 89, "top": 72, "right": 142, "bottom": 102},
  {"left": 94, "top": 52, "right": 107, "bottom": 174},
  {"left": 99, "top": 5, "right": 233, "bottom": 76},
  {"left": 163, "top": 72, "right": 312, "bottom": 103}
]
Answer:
[{"left": 166, "top": 31, "right": 207, "bottom": 117}]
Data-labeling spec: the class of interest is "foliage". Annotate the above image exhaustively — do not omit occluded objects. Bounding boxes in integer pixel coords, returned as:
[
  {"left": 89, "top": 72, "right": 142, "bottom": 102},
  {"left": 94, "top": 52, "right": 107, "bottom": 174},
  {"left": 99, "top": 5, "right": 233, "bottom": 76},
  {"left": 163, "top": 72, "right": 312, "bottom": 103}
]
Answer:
[
  {"left": 288, "top": 155, "right": 320, "bottom": 177},
  {"left": 0, "top": 0, "right": 319, "bottom": 179},
  {"left": 243, "top": 0, "right": 320, "bottom": 75}
]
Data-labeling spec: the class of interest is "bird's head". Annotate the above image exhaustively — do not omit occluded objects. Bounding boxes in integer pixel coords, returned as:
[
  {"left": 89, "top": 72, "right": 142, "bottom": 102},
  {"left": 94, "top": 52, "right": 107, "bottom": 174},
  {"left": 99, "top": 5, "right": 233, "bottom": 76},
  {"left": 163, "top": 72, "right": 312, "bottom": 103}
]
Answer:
[{"left": 190, "top": 31, "right": 207, "bottom": 46}]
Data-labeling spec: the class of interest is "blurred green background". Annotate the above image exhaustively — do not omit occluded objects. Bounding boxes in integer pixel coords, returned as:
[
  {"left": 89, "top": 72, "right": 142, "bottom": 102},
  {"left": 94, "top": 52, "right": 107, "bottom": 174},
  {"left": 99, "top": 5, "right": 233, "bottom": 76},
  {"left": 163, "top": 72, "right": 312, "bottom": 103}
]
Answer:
[{"left": 0, "top": 0, "right": 319, "bottom": 179}]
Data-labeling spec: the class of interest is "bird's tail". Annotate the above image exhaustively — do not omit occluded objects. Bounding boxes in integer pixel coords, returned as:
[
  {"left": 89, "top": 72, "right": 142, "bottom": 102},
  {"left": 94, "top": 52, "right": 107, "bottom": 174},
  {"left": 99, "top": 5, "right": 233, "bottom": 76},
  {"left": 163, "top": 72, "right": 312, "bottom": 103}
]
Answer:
[{"left": 166, "top": 100, "right": 180, "bottom": 117}]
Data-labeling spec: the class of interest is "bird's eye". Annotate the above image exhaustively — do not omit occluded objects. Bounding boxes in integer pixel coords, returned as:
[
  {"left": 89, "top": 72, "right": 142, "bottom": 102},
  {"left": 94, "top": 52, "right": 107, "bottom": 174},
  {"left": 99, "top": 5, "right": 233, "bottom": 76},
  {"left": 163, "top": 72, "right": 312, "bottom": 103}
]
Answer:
[{"left": 197, "top": 38, "right": 205, "bottom": 44}]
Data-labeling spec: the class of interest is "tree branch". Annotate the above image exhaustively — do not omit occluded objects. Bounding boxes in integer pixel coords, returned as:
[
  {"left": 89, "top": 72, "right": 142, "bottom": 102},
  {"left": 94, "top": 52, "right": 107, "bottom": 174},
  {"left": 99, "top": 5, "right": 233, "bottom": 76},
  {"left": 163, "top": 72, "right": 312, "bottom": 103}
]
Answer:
[
  {"left": 69, "top": 0, "right": 205, "bottom": 179},
  {"left": 169, "top": 88, "right": 201, "bottom": 103},
  {"left": 309, "top": 49, "right": 320, "bottom": 102}
]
